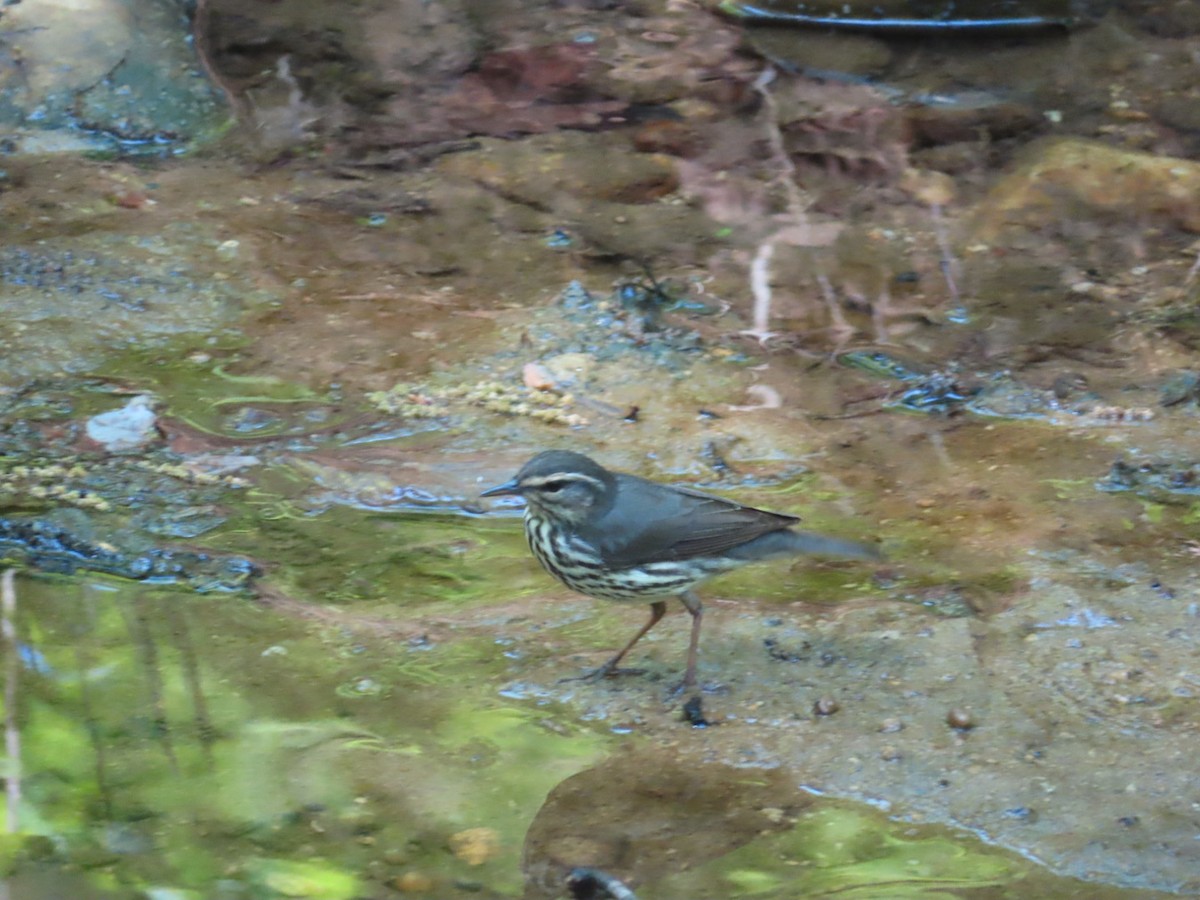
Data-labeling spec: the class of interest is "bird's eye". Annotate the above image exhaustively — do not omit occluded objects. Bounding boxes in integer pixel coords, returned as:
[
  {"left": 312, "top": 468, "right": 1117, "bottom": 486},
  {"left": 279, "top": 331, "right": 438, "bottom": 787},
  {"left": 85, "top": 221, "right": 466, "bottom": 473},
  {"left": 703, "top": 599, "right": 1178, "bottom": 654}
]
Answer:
[{"left": 542, "top": 480, "right": 566, "bottom": 493}]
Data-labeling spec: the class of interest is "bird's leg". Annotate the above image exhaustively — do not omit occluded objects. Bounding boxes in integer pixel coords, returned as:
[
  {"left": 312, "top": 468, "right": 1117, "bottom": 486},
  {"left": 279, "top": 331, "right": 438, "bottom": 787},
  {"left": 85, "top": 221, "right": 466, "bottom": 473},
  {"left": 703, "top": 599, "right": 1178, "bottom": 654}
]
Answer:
[
  {"left": 676, "top": 590, "right": 703, "bottom": 692},
  {"left": 563, "top": 600, "right": 667, "bottom": 682}
]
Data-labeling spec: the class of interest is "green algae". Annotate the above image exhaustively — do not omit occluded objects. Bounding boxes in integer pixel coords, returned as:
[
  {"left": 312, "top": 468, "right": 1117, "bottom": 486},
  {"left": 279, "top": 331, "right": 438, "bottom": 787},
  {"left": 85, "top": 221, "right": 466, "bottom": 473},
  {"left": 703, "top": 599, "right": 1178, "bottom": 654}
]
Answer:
[
  {"left": 3, "top": 574, "right": 611, "bottom": 898},
  {"left": 658, "top": 803, "right": 1018, "bottom": 897},
  {"left": 99, "top": 346, "right": 331, "bottom": 438}
]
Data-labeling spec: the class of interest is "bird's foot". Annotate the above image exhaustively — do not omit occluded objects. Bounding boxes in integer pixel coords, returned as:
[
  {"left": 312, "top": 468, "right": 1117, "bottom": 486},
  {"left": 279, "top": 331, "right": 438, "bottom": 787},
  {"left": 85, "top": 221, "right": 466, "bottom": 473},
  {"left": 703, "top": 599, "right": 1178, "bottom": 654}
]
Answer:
[
  {"left": 680, "top": 693, "right": 712, "bottom": 727},
  {"left": 558, "top": 662, "right": 646, "bottom": 684}
]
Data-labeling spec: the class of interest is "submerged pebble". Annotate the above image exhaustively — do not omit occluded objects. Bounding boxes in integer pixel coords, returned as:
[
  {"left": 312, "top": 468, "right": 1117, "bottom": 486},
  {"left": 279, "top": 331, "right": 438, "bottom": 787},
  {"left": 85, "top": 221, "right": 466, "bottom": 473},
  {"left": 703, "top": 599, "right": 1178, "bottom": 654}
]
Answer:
[
  {"left": 1158, "top": 370, "right": 1199, "bottom": 407},
  {"left": 813, "top": 696, "right": 841, "bottom": 716},
  {"left": 946, "top": 707, "right": 976, "bottom": 730}
]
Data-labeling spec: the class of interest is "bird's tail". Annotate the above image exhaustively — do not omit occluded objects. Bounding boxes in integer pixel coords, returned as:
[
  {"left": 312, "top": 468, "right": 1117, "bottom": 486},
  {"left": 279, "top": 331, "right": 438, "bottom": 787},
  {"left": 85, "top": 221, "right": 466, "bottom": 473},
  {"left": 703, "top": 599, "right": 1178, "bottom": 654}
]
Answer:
[
  {"left": 789, "top": 530, "right": 884, "bottom": 560},
  {"left": 730, "top": 529, "right": 884, "bottom": 562}
]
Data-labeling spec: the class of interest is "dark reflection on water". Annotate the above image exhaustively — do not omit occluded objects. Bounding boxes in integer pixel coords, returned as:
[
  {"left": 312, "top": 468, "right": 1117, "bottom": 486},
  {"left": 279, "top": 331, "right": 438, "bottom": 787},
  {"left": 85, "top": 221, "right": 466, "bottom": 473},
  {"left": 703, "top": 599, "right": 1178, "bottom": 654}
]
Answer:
[
  {"left": 0, "top": 571, "right": 606, "bottom": 898},
  {"left": 0, "top": 570, "right": 1176, "bottom": 899}
]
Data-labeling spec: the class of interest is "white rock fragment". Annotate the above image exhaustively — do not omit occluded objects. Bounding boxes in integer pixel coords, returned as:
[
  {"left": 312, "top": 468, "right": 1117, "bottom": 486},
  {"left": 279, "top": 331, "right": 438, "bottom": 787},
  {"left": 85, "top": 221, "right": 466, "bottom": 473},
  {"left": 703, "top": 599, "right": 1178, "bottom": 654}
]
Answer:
[{"left": 86, "top": 395, "right": 159, "bottom": 451}]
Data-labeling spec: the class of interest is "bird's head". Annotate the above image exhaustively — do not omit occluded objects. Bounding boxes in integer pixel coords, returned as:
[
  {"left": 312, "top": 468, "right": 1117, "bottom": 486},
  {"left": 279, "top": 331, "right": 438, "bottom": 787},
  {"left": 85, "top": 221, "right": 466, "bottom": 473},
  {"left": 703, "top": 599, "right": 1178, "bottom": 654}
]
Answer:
[{"left": 481, "top": 450, "right": 615, "bottom": 526}]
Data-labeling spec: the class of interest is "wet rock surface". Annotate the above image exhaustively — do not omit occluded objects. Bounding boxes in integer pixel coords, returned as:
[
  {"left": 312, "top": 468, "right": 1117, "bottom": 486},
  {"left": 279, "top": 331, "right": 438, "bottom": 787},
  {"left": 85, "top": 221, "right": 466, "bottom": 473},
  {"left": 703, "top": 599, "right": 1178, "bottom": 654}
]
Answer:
[
  {"left": 0, "top": 387, "right": 260, "bottom": 590},
  {"left": 0, "top": 512, "right": 257, "bottom": 591},
  {"left": 0, "top": 0, "right": 226, "bottom": 153},
  {"left": 0, "top": 222, "right": 277, "bottom": 381}
]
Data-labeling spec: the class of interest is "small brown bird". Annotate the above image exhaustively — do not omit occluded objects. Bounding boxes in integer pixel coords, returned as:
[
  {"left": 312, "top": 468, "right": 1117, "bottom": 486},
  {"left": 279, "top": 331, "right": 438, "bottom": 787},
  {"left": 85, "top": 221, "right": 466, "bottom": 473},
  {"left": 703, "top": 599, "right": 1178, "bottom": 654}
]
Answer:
[{"left": 482, "top": 450, "right": 881, "bottom": 689}]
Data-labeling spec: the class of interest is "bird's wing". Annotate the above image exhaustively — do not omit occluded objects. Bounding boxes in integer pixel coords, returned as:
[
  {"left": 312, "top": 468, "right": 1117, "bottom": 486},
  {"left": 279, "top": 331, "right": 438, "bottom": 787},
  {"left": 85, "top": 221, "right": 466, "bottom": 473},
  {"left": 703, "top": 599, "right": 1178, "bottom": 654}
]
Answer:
[{"left": 582, "top": 475, "right": 798, "bottom": 567}]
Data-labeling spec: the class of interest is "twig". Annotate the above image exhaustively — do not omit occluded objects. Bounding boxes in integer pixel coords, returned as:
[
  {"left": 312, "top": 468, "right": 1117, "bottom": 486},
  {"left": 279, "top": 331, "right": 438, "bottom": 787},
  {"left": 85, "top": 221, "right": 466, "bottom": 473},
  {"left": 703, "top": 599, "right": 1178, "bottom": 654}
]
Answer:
[
  {"left": 929, "top": 201, "right": 961, "bottom": 307},
  {"left": 752, "top": 66, "right": 805, "bottom": 214},
  {"left": 2, "top": 569, "right": 19, "bottom": 833},
  {"left": 191, "top": 0, "right": 244, "bottom": 119},
  {"left": 738, "top": 66, "right": 824, "bottom": 345},
  {"left": 1186, "top": 249, "right": 1200, "bottom": 286},
  {"left": 815, "top": 271, "right": 853, "bottom": 349},
  {"left": 743, "top": 241, "right": 778, "bottom": 342}
]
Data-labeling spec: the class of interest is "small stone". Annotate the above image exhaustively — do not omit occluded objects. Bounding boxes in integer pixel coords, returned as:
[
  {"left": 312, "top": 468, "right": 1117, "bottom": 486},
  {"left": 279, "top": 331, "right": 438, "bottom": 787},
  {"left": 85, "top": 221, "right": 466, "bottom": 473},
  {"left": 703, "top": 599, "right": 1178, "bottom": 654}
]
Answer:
[
  {"left": 631, "top": 119, "right": 700, "bottom": 157},
  {"left": 380, "top": 847, "right": 410, "bottom": 866},
  {"left": 393, "top": 871, "right": 436, "bottom": 892},
  {"left": 946, "top": 707, "right": 975, "bottom": 730},
  {"left": 899, "top": 168, "right": 956, "bottom": 206},
  {"left": 522, "top": 362, "right": 556, "bottom": 391},
  {"left": 85, "top": 395, "right": 159, "bottom": 451},
  {"left": 879, "top": 717, "right": 904, "bottom": 733},
  {"left": 1159, "top": 370, "right": 1199, "bottom": 407},
  {"left": 880, "top": 745, "right": 903, "bottom": 761},
  {"left": 813, "top": 697, "right": 840, "bottom": 716},
  {"left": 1052, "top": 372, "right": 1088, "bottom": 399},
  {"left": 448, "top": 827, "right": 501, "bottom": 866},
  {"left": 1004, "top": 806, "right": 1037, "bottom": 821},
  {"left": 542, "top": 352, "right": 594, "bottom": 388}
]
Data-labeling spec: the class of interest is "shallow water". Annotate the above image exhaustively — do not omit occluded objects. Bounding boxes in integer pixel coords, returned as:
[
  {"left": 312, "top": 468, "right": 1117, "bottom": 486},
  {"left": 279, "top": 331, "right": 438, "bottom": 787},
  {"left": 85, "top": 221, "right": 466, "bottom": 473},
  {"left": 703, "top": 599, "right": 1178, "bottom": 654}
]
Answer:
[
  {"left": 4, "top": 0, "right": 1200, "bottom": 896},
  {"left": 3, "top": 569, "right": 1181, "bottom": 899}
]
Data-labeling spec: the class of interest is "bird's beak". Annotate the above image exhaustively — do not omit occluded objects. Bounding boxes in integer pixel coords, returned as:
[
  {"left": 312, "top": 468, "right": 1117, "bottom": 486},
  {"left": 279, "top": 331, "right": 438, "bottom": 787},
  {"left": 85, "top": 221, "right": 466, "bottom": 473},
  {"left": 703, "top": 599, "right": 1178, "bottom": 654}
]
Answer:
[{"left": 480, "top": 477, "right": 521, "bottom": 498}]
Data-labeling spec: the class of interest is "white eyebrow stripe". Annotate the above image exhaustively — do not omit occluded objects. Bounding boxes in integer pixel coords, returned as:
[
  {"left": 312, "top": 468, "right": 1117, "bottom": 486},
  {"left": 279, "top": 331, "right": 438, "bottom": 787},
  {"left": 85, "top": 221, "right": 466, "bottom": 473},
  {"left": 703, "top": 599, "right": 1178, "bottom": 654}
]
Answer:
[{"left": 522, "top": 472, "right": 605, "bottom": 490}]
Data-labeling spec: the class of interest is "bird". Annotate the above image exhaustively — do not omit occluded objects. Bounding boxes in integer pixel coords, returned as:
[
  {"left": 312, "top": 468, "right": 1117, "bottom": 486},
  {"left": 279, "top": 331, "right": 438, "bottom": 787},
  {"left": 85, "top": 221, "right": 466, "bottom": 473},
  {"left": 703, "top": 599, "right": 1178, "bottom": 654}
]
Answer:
[{"left": 481, "top": 450, "right": 881, "bottom": 690}]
